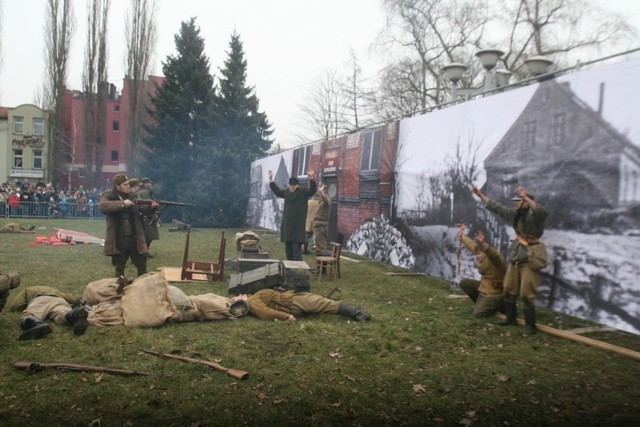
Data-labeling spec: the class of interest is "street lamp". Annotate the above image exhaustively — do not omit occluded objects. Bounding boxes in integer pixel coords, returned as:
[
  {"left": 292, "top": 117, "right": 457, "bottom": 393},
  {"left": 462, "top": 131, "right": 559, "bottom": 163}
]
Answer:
[
  {"left": 525, "top": 56, "right": 554, "bottom": 76},
  {"left": 443, "top": 49, "right": 553, "bottom": 101},
  {"left": 443, "top": 48, "right": 510, "bottom": 101}
]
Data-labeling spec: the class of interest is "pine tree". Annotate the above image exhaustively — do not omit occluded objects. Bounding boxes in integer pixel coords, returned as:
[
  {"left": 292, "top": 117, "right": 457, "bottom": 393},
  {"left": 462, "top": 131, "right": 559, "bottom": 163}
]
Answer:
[
  {"left": 193, "top": 32, "right": 273, "bottom": 226},
  {"left": 142, "top": 18, "right": 216, "bottom": 210}
]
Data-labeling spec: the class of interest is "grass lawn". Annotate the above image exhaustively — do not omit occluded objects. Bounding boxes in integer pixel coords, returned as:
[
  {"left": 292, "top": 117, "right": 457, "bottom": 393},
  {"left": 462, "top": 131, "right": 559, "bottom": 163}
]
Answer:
[{"left": 1, "top": 218, "right": 639, "bottom": 426}]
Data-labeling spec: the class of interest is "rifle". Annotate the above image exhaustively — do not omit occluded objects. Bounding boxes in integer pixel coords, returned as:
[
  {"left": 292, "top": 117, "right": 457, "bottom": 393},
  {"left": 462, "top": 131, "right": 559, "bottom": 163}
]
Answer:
[
  {"left": 134, "top": 199, "right": 194, "bottom": 225},
  {"left": 323, "top": 287, "right": 341, "bottom": 300},
  {"left": 141, "top": 349, "right": 249, "bottom": 380},
  {"left": 456, "top": 224, "right": 465, "bottom": 277},
  {"left": 134, "top": 199, "right": 194, "bottom": 207},
  {"left": 13, "top": 361, "right": 148, "bottom": 376}
]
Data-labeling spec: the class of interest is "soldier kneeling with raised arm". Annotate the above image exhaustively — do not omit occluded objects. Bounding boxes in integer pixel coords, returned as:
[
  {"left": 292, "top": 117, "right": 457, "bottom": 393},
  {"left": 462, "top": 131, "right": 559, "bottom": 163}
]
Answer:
[{"left": 9, "top": 286, "right": 89, "bottom": 340}]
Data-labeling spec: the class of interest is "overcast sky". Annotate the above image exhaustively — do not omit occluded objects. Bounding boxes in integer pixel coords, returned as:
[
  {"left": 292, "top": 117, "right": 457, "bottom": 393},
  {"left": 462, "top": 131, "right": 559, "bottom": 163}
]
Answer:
[{"left": 1, "top": 0, "right": 639, "bottom": 149}]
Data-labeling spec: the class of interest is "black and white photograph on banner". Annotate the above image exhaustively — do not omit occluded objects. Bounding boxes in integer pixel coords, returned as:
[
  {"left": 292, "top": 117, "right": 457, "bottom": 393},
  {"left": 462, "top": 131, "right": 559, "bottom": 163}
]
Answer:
[
  {"left": 394, "top": 56, "right": 640, "bottom": 334},
  {"left": 247, "top": 152, "right": 294, "bottom": 232}
]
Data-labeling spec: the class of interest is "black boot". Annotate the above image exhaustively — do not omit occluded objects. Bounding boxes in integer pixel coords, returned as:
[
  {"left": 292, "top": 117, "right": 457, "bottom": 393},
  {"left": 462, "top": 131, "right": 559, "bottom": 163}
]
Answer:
[
  {"left": 65, "top": 307, "right": 89, "bottom": 336},
  {"left": 498, "top": 302, "right": 518, "bottom": 326},
  {"left": 19, "top": 316, "right": 53, "bottom": 340},
  {"left": 338, "top": 304, "right": 371, "bottom": 322},
  {"left": 523, "top": 306, "right": 537, "bottom": 335}
]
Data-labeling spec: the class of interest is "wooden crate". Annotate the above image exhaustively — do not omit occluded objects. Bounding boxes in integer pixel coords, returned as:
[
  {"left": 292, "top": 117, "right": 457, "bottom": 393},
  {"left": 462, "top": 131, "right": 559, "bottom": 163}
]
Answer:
[
  {"left": 237, "top": 258, "right": 280, "bottom": 273},
  {"left": 228, "top": 263, "right": 281, "bottom": 295},
  {"left": 281, "top": 260, "right": 311, "bottom": 293}
]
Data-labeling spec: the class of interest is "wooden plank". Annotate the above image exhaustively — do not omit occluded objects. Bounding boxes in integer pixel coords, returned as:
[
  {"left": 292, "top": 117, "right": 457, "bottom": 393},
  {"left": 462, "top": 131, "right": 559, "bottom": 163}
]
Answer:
[
  {"left": 237, "top": 258, "right": 279, "bottom": 273},
  {"left": 238, "top": 251, "right": 270, "bottom": 259},
  {"left": 383, "top": 272, "right": 425, "bottom": 276},
  {"left": 494, "top": 314, "right": 640, "bottom": 362},
  {"left": 564, "top": 326, "right": 618, "bottom": 335}
]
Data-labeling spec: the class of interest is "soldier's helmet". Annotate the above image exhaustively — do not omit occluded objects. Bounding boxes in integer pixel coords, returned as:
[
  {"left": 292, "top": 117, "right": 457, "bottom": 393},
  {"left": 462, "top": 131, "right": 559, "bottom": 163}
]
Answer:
[{"left": 229, "top": 300, "right": 249, "bottom": 318}]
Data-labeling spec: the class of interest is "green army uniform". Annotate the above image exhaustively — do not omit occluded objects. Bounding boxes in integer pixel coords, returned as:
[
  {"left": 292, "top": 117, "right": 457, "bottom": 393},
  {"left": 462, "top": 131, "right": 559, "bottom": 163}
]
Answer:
[
  {"left": 459, "top": 235, "right": 506, "bottom": 317},
  {"left": 136, "top": 186, "right": 160, "bottom": 248},
  {"left": 247, "top": 289, "right": 370, "bottom": 322},
  {"left": 312, "top": 192, "right": 331, "bottom": 255},
  {"left": 485, "top": 197, "right": 548, "bottom": 333},
  {"left": 9, "top": 286, "right": 87, "bottom": 339}
]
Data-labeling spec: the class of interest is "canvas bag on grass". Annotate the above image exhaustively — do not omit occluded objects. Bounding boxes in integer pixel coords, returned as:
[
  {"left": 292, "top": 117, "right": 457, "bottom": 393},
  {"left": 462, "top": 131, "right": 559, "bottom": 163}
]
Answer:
[{"left": 121, "top": 273, "right": 180, "bottom": 327}]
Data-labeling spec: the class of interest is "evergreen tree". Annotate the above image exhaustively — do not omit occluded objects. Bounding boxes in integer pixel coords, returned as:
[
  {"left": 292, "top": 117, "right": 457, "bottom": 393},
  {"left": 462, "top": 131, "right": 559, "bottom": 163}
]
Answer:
[
  {"left": 142, "top": 18, "right": 216, "bottom": 214},
  {"left": 192, "top": 32, "right": 273, "bottom": 226}
]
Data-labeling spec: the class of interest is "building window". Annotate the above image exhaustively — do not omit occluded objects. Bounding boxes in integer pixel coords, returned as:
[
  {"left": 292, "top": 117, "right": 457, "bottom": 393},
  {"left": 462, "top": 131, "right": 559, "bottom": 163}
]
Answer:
[
  {"left": 114, "top": 104, "right": 120, "bottom": 112},
  {"left": 112, "top": 121, "right": 120, "bottom": 132},
  {"left": 551, "top": 113, "right": 566, "bottom": 145},
  {"left": 33, "top": 150, "right": 43, "bottom": 169},
  {"left": 13, "top": 149, "right": 24, "bottom": 168},
  {"left": 360, "top": 129, "right": 382, "bottom": 172},
  {"left": 33, "top": 117, "right": 45, "bottom": 136},
  {"left": 523, "top": 121, "right": 536, "bottom": 148},
  {"left": 293, "top": 145, "right": 312, "bottom": 177},
  {"left": 78, "top": 167, "right": 87, "bottom": 178},
  {"left": 13, "top": 116, "right": 24, "bottom": 134},
  {"left": 111, "top": 150, "right": 119, "bottom": 162}
]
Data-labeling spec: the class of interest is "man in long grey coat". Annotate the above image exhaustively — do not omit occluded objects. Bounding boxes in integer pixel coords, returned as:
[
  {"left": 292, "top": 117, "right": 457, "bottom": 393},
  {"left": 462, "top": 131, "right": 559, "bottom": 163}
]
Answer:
[{"left": 268, "top": 169, "right": 317, "bottom": 260}]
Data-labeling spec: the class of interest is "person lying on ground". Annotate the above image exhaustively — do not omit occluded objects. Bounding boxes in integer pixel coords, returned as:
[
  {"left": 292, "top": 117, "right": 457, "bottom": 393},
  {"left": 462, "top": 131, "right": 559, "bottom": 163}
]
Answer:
[{"left": 246, "top": 288, "right": 371, "bottom": 322}]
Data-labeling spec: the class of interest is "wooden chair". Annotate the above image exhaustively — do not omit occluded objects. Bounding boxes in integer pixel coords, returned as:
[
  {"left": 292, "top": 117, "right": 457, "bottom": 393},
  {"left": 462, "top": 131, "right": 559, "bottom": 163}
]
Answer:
[
  {"left": 315, "top": 242, "right": 341, "bottom": 283},
  {"left": 181, "top": 228, "right": 226, "bottom": 282}
]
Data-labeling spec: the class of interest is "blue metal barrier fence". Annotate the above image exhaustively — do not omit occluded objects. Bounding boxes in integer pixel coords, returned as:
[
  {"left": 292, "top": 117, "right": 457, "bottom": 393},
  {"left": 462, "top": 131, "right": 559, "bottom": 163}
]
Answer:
[{"left": 0, "top": 201, "right": 105, "bottom": 220}]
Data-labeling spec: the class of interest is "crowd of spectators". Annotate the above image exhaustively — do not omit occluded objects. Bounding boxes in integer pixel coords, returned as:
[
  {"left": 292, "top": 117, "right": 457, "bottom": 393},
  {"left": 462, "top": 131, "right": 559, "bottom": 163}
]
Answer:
[{"left": 0, "top": 179, "right": 105, "bottom": 218}]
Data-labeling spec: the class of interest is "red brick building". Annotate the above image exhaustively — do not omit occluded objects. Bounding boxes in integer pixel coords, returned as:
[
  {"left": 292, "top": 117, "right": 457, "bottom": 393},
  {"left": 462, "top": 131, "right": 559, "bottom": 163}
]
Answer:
[{"left": 60, "top": 76, "right": 162, "bottom": 189}]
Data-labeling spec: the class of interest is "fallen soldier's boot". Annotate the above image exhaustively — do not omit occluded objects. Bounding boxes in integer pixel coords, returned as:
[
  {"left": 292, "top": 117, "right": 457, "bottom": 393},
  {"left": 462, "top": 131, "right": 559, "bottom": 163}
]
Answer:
[
  {"left": 338, "top": 304, "right": 371, "bottom": 322},
  {"left": 19, "top": 316, "right": 53, "bottom": 340},
  {"left": 65, "top": 307, "right": 89, "bottom": 336}
]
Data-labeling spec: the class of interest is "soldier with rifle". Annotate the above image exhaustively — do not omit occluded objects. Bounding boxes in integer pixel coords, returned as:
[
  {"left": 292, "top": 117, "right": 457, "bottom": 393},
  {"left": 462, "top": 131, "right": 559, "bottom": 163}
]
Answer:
[
  {"left": 99, "top": 174, "right": 159, "bottom": 278},
  {"left": 136, "top": 178, "right": 160, "bottom": 258}
]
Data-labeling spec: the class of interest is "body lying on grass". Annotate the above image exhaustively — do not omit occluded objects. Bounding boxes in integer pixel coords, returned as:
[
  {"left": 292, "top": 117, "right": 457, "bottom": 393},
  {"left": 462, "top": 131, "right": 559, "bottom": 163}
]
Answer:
[
  {"left": 246, "top": 288, "right": 371, "bottom": 322},
  {"left": 10, "top": 273, "right": 248, "bottom": 339}
]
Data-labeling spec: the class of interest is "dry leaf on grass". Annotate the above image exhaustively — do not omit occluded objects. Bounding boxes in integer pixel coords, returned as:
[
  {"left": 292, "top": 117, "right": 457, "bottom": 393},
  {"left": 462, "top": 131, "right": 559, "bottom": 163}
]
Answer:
[
  {"left": 412, "top": 384, "right": 426, "bottom": 394},
  {"left": 89, "top": 418, "right": 101, "bottom": 427},
  {"left": 328, "top": 351, "right": 342, "bottom": 358},
  {"left": 94, "top": 373, "right": 103, "bottom": 383},
  {"left": 496, "top": 374, "right": 510, "bottom": 382}
]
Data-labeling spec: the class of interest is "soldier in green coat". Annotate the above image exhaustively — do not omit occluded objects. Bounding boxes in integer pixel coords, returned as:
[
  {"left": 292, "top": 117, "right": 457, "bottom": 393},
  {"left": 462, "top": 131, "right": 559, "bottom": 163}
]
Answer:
[
  {"left": 268, "top": 169, "right": 317, "bottom": 260},
  {"left": 136, "top": 178, "right": 160, "bottom": 257}
]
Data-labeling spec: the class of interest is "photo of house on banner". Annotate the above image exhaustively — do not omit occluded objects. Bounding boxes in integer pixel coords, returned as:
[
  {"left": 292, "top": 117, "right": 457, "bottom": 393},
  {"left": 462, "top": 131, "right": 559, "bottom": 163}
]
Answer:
[{"left": 394, "top": 56, "right": 640, "bottom": 335}]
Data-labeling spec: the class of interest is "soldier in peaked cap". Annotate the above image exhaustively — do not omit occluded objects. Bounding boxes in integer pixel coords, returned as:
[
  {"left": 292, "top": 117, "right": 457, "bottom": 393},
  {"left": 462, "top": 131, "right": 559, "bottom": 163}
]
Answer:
[{"left": 471, "top": 186, "right": 549, "bottom": 335}]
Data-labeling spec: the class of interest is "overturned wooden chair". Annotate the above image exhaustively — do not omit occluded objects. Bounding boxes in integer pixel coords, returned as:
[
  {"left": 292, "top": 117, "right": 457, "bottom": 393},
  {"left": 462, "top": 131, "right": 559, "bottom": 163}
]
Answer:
[
  {"left": 315, "top": 242, "right": 341, "bottom": 283},
  {"left": 181, "top": 228, "right": 226, "bottom": 282}
]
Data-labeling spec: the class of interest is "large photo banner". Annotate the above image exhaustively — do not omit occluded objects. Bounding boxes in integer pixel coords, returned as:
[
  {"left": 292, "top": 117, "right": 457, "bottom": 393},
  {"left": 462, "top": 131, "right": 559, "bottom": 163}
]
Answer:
[
  {"left": 395, "top": 57, "right": 640, "bottom": 334},
  {"left": 247, "top": 151, "right": 294, "bottom": 233}
]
